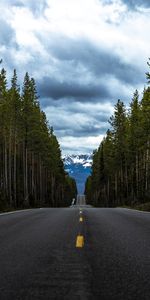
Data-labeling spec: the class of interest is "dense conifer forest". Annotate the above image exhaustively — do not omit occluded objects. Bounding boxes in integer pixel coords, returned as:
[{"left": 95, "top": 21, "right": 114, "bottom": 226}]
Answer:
[
  {"left": 85, "top": 60, "right": 150, "bottom": 207},
  {"left": 0, "top": 64, "right": 77, "bottom": 211}
]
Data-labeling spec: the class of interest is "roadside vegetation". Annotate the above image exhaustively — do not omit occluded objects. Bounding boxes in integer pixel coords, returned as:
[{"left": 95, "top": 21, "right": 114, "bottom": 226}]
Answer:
[
  {"left": 85, "top": 60, "right": 150, "bottom": 210},
  {"left": 0, "top": 63, "right": 77, "bottom": 211}
]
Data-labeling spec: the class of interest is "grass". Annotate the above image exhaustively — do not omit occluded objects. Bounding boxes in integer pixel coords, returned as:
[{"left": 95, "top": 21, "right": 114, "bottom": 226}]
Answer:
[
  {"left": 121, "top": 202, "right": 150, "bottom": 212},
  {"left": 131, "top": 202, "right": 150, "bottom": 212}
]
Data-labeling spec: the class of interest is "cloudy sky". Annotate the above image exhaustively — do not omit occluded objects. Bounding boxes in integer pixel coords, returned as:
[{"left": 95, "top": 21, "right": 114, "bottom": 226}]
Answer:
[{"left": 0, "top": 0, "right": 150, "bottom": 154}]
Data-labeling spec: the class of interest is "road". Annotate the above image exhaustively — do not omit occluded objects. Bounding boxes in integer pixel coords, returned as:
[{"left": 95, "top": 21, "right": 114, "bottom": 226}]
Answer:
[{"left": 0, "top": 207, "right": 150, "bottom": 299}]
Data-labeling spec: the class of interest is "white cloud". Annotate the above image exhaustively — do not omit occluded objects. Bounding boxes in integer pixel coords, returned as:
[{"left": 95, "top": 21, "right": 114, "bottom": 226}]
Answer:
[
  {"left": 59, "top": 135, "right": 104, "bottom": 155},
  {"left": 44, "top": 100, "right": 113, "bottom": 153},
  {"left": 0, "top": 0, "right": 149, "bottom": 153},
  {"left": 44, "top": 101, "right": 113, "bottom": 132}
]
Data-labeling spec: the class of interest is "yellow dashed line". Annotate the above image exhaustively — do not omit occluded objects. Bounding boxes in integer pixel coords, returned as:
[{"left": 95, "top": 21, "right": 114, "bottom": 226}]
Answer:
[{"left": 76, "top": 235, "right": 84, "bottom": 248}]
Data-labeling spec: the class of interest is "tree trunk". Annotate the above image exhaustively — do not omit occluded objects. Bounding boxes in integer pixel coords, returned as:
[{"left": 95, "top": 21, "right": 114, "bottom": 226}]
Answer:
[
  {"left": 107, "top": 178, "right": 110, "bottom": 205},
  {"left": 39, "top": 156, "right": 42, "bottom": 207},
  {"left": 125, "top": 161, "right": 128, "bottom": 201},
  {"left": 115, "top": 173, "right": 118, "bottom": 205},
  {"left": 25, "top": 146, "right": 28, "bottom": 205},
  {"left": 23, "top": 141, "right": 28, "bottom": 207},
  {"left": 145, "top": 141, "right": 149, "bottom": 191},
  {"left": 51, "top": 174, "right": 55, "bottom": 206},
  {"left": 9, "top": 128, "right": 12, "bottom": 207},
  {"left": 136, "top": 153, "right": 138, "bottom": 199},
  {"left": 4, "top": 136, "right": 8, "bottom": 199},
  {"left": 31, "top": 152, "right": 35, "bottom": 204},
  {"left": 13, "top": 133, "right": 17, "bottom": 208}
]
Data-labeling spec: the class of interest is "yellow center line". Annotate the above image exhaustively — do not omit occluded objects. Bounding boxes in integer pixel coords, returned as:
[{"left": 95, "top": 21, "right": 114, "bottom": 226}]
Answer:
[{"left": 76, "top": 235, "right": 84, "bottom": 248}]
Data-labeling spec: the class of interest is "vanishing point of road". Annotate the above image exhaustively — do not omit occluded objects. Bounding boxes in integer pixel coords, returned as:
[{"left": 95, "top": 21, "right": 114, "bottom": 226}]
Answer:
[{"left": 0, "top": 206, "right": 150, "bottom": 299}]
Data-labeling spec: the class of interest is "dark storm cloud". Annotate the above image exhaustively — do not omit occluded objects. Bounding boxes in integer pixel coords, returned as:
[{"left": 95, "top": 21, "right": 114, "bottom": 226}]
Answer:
[
  {"left": 55, "top": 125, "right": 107, "bottom": 138},
  {"left": 102, "top": 0, "right": 113, "bottom": 3},
  {"left": 47, "top": 36, "right": 143, "bottom": 85},
  {"left": 25, "top": 0, "right": 48, "bottom": 16},
  {"left": 43, "top": 97, "right": 112, "bottom": 141},
  {"left": 0, "top": 18, "right": 18, "bottom": 70},
  {"left": 1, "top": 0, "right": 48, "bottom": 16},
  {"left": 5, "top": 0, "right": 23, "bottom": 6},
  {"left": 36, "top": 36, "right": 144, "bottom": 105},
  {"left": 38, "top": 77, "right": 111, "bottom": 101},
  {"left": 122, "top": 0, "right": 150, "bottom": 9},
  {"left": 102, "top": 0, "right": 150, "bottom": 9},
  {"left": 0, "top": 19, "right": 15, "bottom": 46},
  {"left": 54, "top": 116, "right": 108, "bottom": 134},
  {"left": 0, "top": 0, "right": 149, "bottom": 154},
  {"left": 55, "top": 122, "right": 108, "bottom": 140}
]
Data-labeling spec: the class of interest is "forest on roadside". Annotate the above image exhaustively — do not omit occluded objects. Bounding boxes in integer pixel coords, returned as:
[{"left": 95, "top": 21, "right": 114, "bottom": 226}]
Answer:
[
  {"left": 85, "top": 60, "right": 150, "bottom": 208},
  {"left": 0, "top": 64, "right": 77, "bottom": 211}
]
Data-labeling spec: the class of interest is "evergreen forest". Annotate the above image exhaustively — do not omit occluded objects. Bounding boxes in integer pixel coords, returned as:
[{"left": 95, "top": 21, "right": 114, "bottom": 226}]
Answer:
[
  {"left": 0, "top": 65, "right": 77, "bottom": 211},
  {"left": 85, "top": 60, "right": 150, "bottom": 208}
]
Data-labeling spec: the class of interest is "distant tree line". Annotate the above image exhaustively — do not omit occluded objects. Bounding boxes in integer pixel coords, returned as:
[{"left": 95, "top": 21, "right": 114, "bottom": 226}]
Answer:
[
  {"left": 0, "top": 64, "right": 77, "bottom": 210},
  {"left": 85, "top": 60, "right": 150, "bottom": 207}
]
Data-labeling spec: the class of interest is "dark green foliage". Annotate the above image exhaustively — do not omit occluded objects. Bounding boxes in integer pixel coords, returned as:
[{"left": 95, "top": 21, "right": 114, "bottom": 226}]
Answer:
[
  {"left": 85, "top": 63, "right": 150, "bottom": 207},
  {"left": 63, "top": 175, "right": 77, "bottom": 207},
  {"left": 146, "top": 58, "right": 150, "bottom": 84},
  {"left": 0, "top": 67, "right": 77, "bottom": 210}
]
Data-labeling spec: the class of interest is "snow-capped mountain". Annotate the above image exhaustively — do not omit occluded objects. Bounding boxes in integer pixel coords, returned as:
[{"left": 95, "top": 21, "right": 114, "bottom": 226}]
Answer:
[{"left": 63, "top": 154, "right": 92, "bottom": 194}]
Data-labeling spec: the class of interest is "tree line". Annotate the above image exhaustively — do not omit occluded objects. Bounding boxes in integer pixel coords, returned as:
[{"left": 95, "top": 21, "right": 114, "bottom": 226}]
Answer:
[
  {"left": 0, "top": 64, "right": 77, "bottom": 211},
  {"left": 85, "top": 60, "right": 150, "bottom": 207}
]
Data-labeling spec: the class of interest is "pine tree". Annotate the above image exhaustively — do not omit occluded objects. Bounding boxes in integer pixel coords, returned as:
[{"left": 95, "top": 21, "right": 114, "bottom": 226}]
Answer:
[
  {"left": 8, "top": 70, "right": 21, "bottom": 207},
  {"left": 140, "top": 87, "right": 150, "bottom": 197},
  {"left": 0, "top": 68, "right": 9, "bottom": 209},
  {"left": 128, "top": 90, "right": 141, "bottom": 201},
  {"left": 146, "top": 58, "right": 150, "bottom": 84},
  {"left": 0, "top": 66, "right": 77, "bottom": 210}
]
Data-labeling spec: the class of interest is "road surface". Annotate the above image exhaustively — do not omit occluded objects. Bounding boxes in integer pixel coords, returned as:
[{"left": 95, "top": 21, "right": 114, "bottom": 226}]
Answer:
[
  {"left": 76, "top": 195, "right": 86, "bottom": 205},
  {"left": 0, "top": 207, "right": 150, "bottom": 299}
]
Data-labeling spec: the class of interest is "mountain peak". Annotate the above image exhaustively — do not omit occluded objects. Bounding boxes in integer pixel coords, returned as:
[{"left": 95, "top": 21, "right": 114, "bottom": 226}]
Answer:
[
  {"left": 63, "top": 154, "right": 92, "bottom": 168},
  {"left": 63, "top": 154, "right": 92, "bottom": 193}
]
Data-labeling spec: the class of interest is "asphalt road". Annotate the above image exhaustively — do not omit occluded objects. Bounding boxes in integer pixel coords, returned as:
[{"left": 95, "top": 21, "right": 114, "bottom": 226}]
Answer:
[{"left": 0, "top": 207, "right": 150, "bottom": 299}]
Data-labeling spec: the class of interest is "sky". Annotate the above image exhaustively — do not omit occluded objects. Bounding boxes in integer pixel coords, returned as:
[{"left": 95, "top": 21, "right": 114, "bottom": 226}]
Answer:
[{"left": 0, "top": 0, "right": 150, "bottom": 154}]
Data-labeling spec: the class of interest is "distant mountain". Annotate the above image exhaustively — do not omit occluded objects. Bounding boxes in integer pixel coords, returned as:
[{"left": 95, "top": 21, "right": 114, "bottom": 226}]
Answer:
[{"left": 63, "top": 154, "right": 92, "bottom": 194}]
